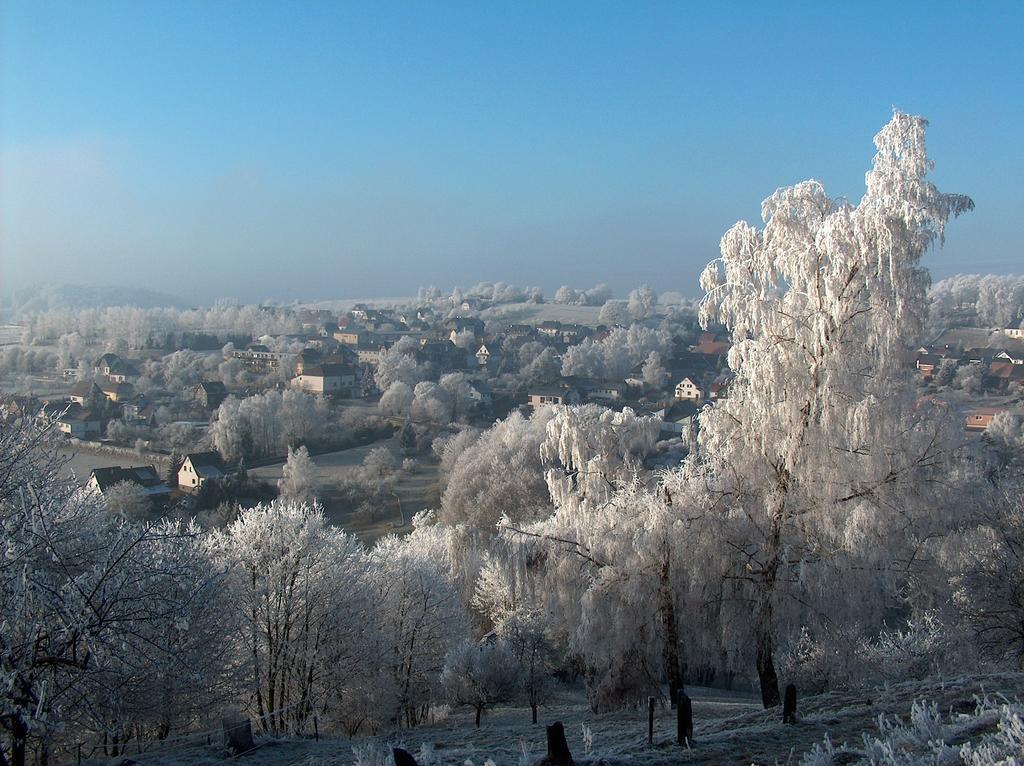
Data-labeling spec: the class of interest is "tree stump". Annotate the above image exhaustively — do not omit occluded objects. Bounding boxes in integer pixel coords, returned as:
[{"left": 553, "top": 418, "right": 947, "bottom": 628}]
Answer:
[
  {"left": 676, "top": 691, "right": 693, "bottom": 746},
  {"left": 393, "top": 748, "right": 418, "bottom": 766},
  {"left": 783, "top": 684, "right": 797, "bottom": 724},
  {"left": 222, "top": 708, "right": 255, "bottom": 755},
  {"left": 534, "top": 721, "right": 574, "bottom": 766}
]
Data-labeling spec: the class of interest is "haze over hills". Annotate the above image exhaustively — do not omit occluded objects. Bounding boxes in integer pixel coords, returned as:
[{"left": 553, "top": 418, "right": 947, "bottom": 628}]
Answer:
[{"left": 1, "top": 283, "right": 190, "bottom": 319}]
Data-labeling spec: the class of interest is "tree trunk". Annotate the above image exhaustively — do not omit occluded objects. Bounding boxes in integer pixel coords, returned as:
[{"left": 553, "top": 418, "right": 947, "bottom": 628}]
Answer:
[
  {"left": 475, "top": 705, "right": 482, "bottom": 728},
  {"left": 657, "top": 550, "right": 685, "bottom": 705},
  {"left": 531, "top": 704, "right": 538, "bottom": 724}
]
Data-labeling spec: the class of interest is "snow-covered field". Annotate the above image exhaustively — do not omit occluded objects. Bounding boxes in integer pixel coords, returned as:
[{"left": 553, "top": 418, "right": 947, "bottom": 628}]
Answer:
[{"left": 93, "top": 674, "right": 1024, "bottom": 766}]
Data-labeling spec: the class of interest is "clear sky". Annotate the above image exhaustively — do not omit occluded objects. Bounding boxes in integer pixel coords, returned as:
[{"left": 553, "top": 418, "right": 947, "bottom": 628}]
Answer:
[{"left": 1, "top": 1, "right": 1021, "bottom": 305}]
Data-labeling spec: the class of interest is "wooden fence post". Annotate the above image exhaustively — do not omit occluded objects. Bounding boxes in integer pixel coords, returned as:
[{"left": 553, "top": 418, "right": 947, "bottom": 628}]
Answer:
[
  {"left": 676, "top": 691, "right": 692, "bottom": 746},
  {"left": 783, "top": 684, "right": 797, "bottom": 724},
  {"left": 546, "top": 721, "right": 574, "bottom": 766},
  {"left": 647, "top": 696, "right": 655, "bottom": 745}
]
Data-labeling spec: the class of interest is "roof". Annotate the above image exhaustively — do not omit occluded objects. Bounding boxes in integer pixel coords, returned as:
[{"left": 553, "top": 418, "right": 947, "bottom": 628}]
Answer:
[
  {"left": 182, "top": 451, "right": 226, "bottom": 479},
  {"left": 98, "top": 380, "right": 134, "bottom": 395},
  {"left": 197, "top": 381, "right": 228, "bottom": 394},
  {"left": 90, "top": 465, "right": 167, "bottom": 493},
  {"left": 299, "top": 363, "right": 359, "bottom": 378},
  {"left": 69, "top": 381, "right": 101, "bottom": 398}
]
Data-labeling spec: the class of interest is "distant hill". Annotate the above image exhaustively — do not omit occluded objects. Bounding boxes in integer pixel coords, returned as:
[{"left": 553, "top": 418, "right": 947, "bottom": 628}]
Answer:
[{"left": 3, "top": 284, "right": 191, "bottom": 318}]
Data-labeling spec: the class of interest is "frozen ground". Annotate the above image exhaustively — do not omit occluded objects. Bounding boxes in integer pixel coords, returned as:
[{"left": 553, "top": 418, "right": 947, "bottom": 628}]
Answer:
[{"left": 87, "top": 673, "right": 1024, "bottom": 766}]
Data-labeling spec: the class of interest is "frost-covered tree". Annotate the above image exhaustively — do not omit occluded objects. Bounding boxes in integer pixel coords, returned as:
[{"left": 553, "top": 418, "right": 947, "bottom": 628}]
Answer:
[
  {"left": 440, "top": 410, "right": 554, "bottom": 529},
  {"left": 598, "top": 299, "right": 631, "bottom": 327},
  {"left": 628, "top": 285, "right": 658, "bottom": 321},
  {"left": 214, "top": 500, "right": 371, "bottom": 735},
  {"left": 369, "top": 518, "right": 469, "bottom": 726},
  {"left": 933, "top": 357, "right": 958, "bottom": 387},
  {"left": 954, "top": 361, "right": 984, "bottom": 393},
  {"left": 942, "top": 487, "right": 1024, "bottom": 666},
  {"left": 540, "top": 404, "right": 660, "bottom": 513},
  {"left": 279, "top": 444, "right": 317, "bottom": 504},
  {"left": 374, "top": 338, "right": 424, "bottom": 391},
  {"left": 0, "top": 415, "right": 233, "bottom": 764},
  {"left": 496, "top": 607, "right": 557, "bottom": 723},
  {"left": 102, "top": 480, "right": 154, "bottom": 521},
  {"left": 692, "top": 111, "right": 972, "bottom": 707},
  {"left": 641, "top": 350, "right": 669, "bottom": 388},
  {"left": 411, "top": 380, "right": 452, "bottom": 423},
  {"left": 380, "top": 381, "right": 414, "bottom": 417},
  {"left": 442, "top": 640, "right": 520, "bottom": 727}
]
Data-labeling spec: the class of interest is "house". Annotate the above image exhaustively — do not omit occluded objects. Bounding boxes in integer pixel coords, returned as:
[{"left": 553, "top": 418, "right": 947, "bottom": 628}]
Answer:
[
  {"left": 69, "top": 381, "right": 105, "bottom": 406},
  {"left": 178, "top": 451, "right": 228, "bottom": 491},
  {"left": 656, "top": 400, "right": 702, "bottom": 435},
  {"left": 915, "top": 353, "right": 944, "bottom": 377},
  {"left": 674, "top": 376, "right": 704, "bottom": 401},
  {"left": 335, "top": 329, "right": 367, "bottom": 346},
  {"left": 445, "top": 317, "right": 485, "bottom": 337},
  {"left": 195, "top": 381, "right": 228, "bottom": 409},
  {"left": 88, "top": 465, "right": 170, "bottom": 499},
  {"left": 50, "top": 402, "right": 103, "bottom": 438},
  {"left": 122, "top": 397, "right": 159, "bottom": 426},
  {"left": 232, "top": 344, "right": 287, "bottom": 372},
  {"left": 985, "top": 361, "right": 1024, "bottom": 390},
  {"left": 996, "top": 350, "right": 1024, "bottom": 365},
  {"left": 466, "top": 381, "right": 493, "bottom": 406},
  {"left": 93, "top": 352, "right": 123, "bottom": 377},
  {"left": 1005, "top": 319, "right": 1024, "bottom": 340},
  {"left": 104, "top": 359, "right": 141, "bottom": 383},
  {"left": 356, "top": 342, "right": 388, "bottom": 365},
  {"left": 475, "top": 343, "right": 493, "bottom": 366},
  {"left": 98, "top": 380, "right": 134, "bottom": 402},
  {"left": 967, "top": 405, "right": 1013, "bottom": 431},
  {"left": 965, "top": 408, "right": 1005, "bottom": 432},
  {"left": 506, "top": 324, "right": 536, "bottom": 340},
  {"left": 528, "top": 386, "right": 581, "bottom": 410},
  {"left": 538, "top": 320, "right": 562, "bottom": 338},
  {"left": 291, "top": 363, "right": 360, "bottom": 395}
]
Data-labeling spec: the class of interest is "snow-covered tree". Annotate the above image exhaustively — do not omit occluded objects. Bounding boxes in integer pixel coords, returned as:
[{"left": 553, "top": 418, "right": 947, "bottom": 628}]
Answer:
[
  {"left": 442, "top": 640, "right": 521, "bottom": 727},
  {"left": 369, "top": 518, "right": 469, "bottom": 726},
  {"left": 379, "top": 381, "right": 414, "bottom": 417},
  {"left": 641, "top": 350, "right": 669, "bottom": 388},
  {"left": 102, "top": 480, "right": 154, "bottom": 520},
  {"left": 279, "top": 444, "right": 317, "bottom": 504},
  {"left": 691, "top": 111, "right": 972, "bottom": 707},
  {"left": 627, "top": 285, "right": 657, "bottom": 321},
  {"left": 440, "top": 410, "right": 554, "bottom": 529},
  {"left": 598, "top": 299, "right": 631, "bottom": 327},
  {"left": 214, "top": 500, "right": 371, "bottom": 735},
  {"left": 954, "top": 361, "right": 985, "bottom": 393}
]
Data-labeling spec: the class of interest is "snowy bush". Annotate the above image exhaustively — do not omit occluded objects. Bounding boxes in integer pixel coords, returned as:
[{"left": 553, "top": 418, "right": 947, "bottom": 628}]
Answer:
[{"left": 801, "top": 696, "right": 1024, "bottom": 766}]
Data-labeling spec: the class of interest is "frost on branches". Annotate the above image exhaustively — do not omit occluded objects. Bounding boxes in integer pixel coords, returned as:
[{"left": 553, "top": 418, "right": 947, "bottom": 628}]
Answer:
[{"left": 694, "top": 111, "right": 972, "bottom": 707}]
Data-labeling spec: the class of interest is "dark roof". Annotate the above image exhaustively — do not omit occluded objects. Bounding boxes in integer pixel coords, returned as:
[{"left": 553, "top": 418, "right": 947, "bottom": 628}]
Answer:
[
  {"left": 197, "top": 381, "right": 228, "bottom": 394},
  {"left": 183, "top": 451, "right": 226, "bottom": 479},
  {"left": 69, "top": 381, "right": 101, "bottom": 398},
  {"left": 107, "top": 360, "right": 140, "bottom": 376},
  {"left": 90, "top": 465, "right": 167, "bottom": 492}
]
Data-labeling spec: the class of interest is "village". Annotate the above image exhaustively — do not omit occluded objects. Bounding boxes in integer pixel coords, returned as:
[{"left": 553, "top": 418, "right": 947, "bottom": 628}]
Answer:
[{"left": 1, "top": 281, "right": 1023, "bottom": 537}]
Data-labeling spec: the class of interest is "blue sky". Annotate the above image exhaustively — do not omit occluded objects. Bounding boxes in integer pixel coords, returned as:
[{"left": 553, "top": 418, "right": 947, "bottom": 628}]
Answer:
[{"left": 1, "top": 1, "right": 1021, "bottom": 304}]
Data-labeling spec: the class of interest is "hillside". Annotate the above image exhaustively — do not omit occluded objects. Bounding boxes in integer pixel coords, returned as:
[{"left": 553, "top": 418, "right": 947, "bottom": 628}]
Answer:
[
  {"left": 95, "top": 673, "right": 1024, "bottom": 766},
  {"left": 3, "top": 283, "right": 189, "bottom": 318}
]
